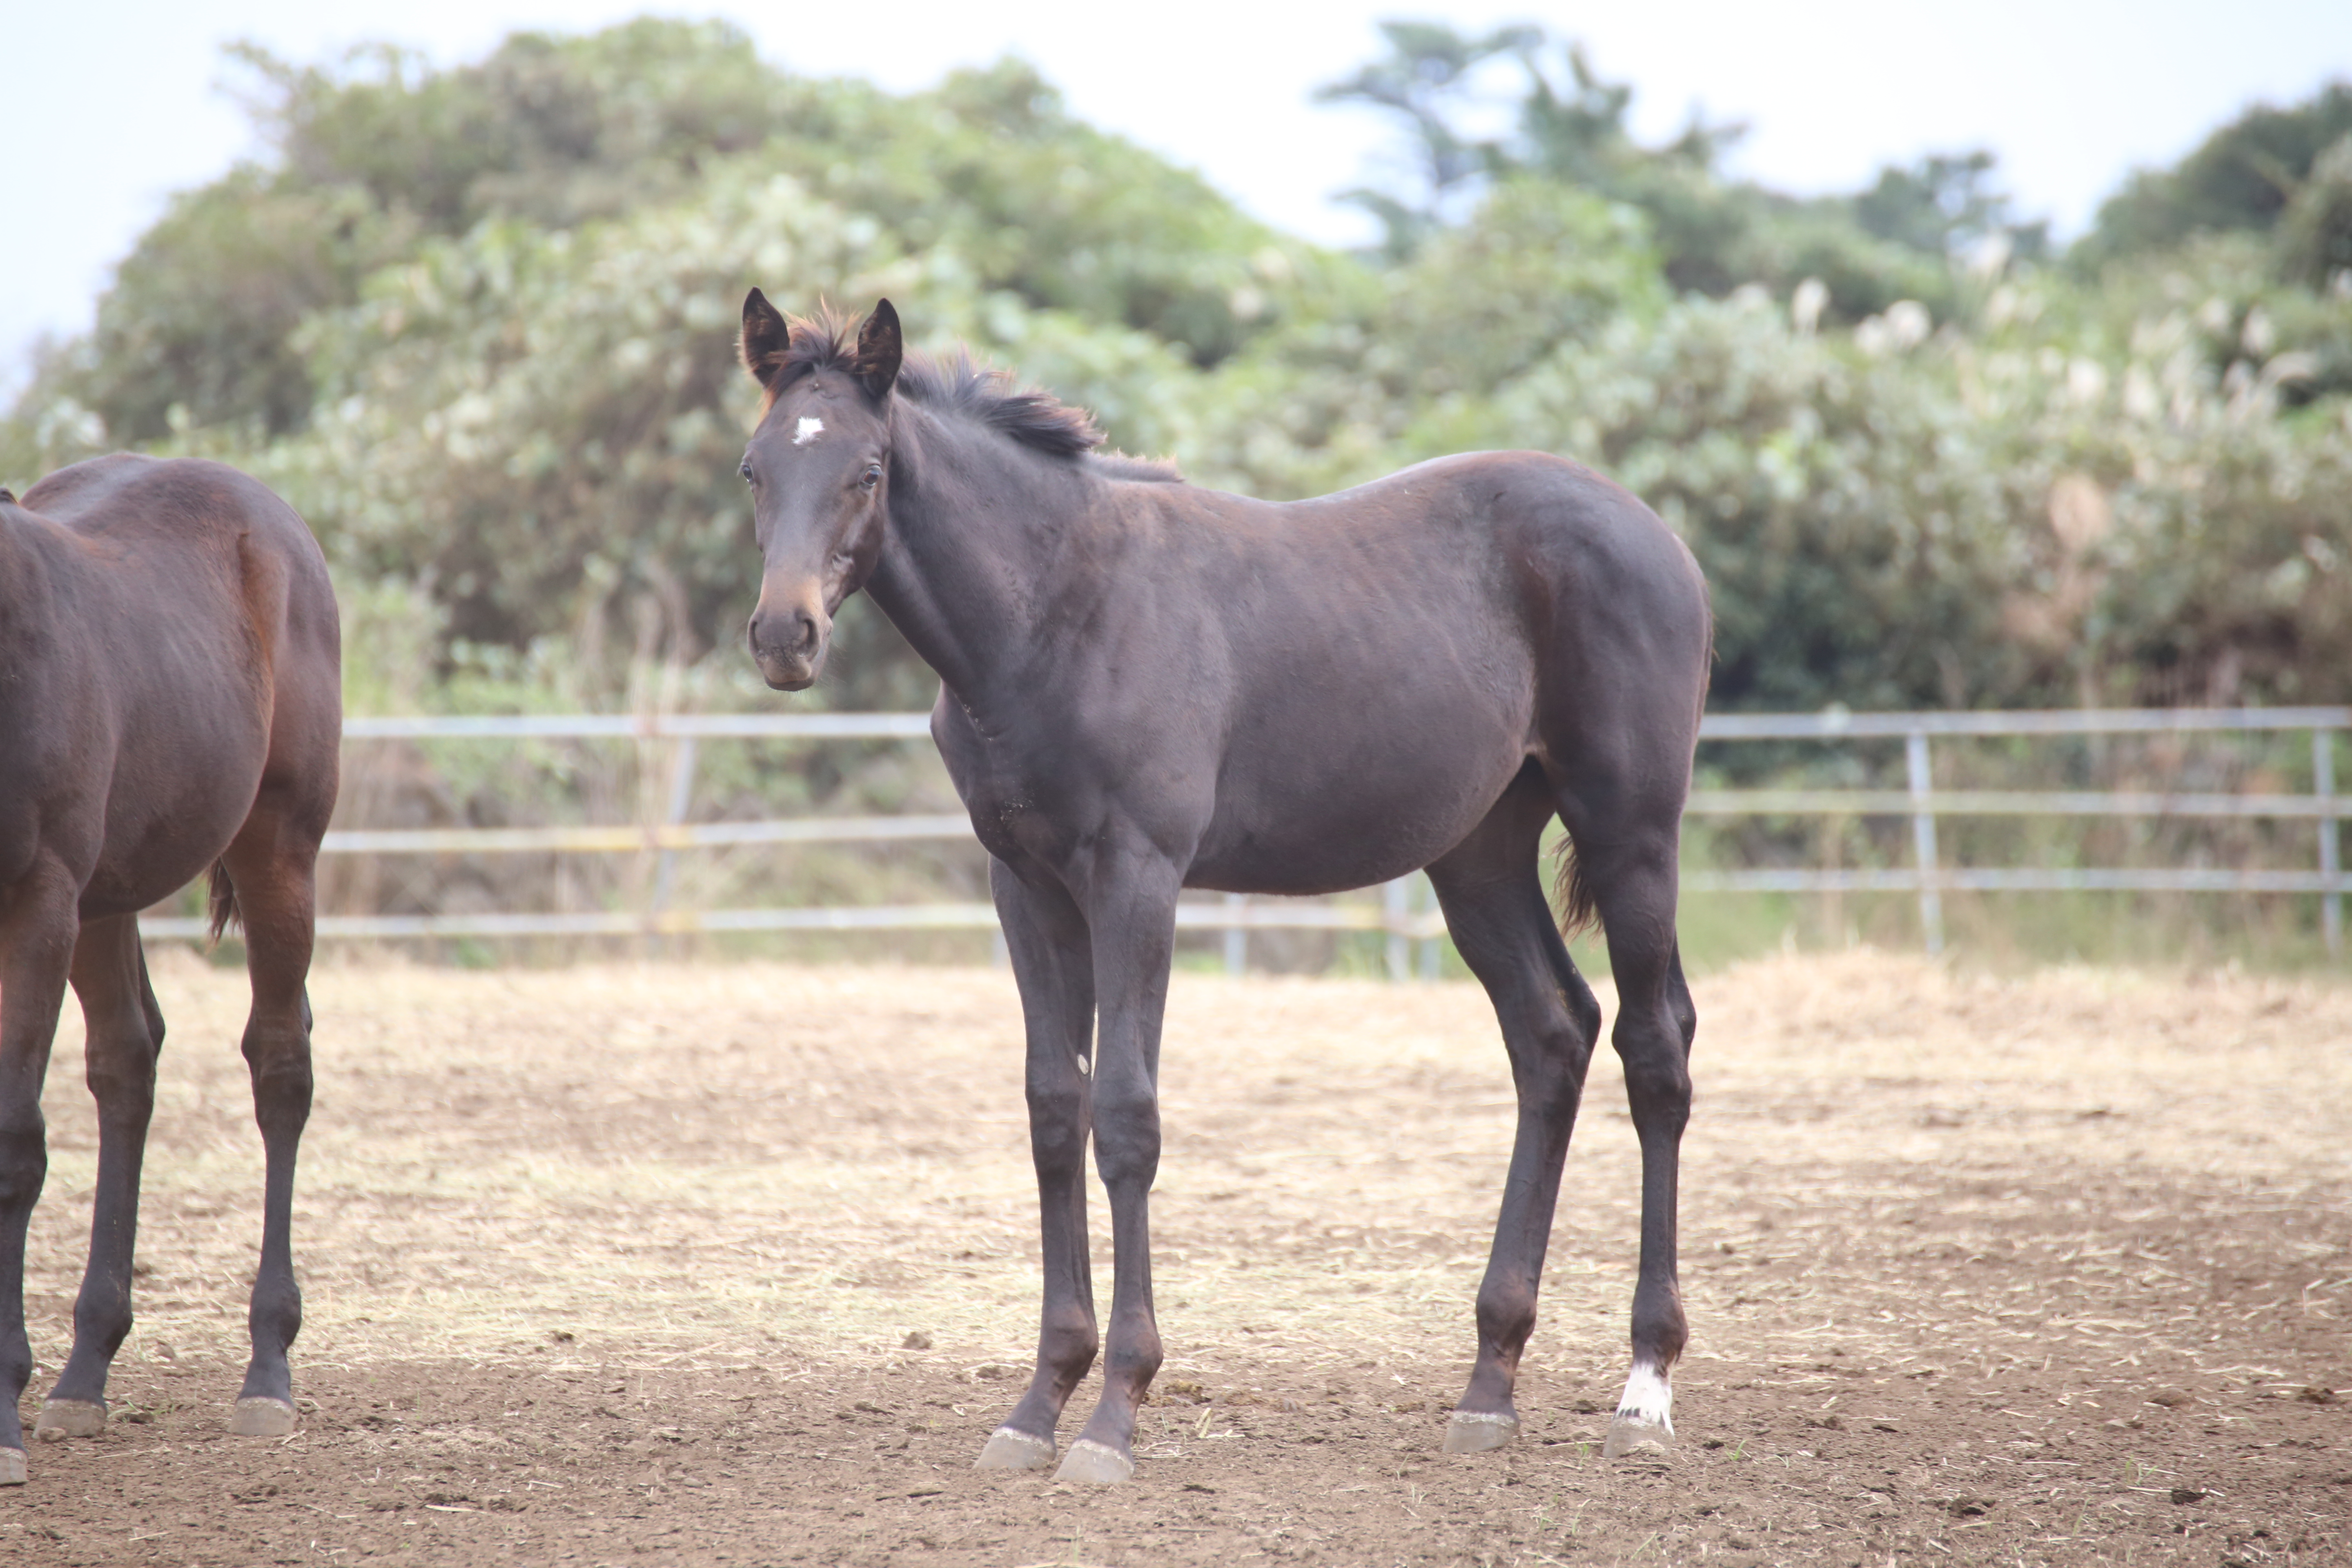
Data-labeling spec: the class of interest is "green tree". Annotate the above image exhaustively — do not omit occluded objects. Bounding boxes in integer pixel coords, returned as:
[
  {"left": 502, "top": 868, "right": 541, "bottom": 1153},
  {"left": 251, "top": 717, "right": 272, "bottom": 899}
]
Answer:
[
  {"left": 2084, "top": 82, "right": 2352, "bottom": 261},
  {"left": 7, "top": 16, "right": 2350, "bottom": 727},
  {"left": 1314, "top": 20, "right": 2021, "bottom": 321},
  {"left": 1314, "top": 20, "right": 1544, "bottom": 257},
  {"left": 2276, "top": 134, "right": 2352, "bottom": 287}
]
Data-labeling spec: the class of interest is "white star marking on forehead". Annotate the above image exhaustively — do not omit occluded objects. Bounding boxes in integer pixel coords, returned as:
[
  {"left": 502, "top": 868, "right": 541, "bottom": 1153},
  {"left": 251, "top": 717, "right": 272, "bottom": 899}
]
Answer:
[{"left": 794, "top": 416, "right": 825, "bottom": 445}]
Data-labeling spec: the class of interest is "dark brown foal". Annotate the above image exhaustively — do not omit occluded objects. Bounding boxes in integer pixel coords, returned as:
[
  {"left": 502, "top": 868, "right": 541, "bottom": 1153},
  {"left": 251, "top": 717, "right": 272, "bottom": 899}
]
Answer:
[
  {"left": 732, "top": 298, "right": 1710, "bottom": 1482},
  {"left": 0, "top": 455, "right": 339, "bottom": 1486}
]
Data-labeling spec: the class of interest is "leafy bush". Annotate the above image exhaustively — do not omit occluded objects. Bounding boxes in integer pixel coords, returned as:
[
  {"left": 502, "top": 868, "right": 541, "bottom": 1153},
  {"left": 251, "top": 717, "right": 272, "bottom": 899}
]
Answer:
[{"left": 4, "top": 18, "right": 2348, "bottom": 728}]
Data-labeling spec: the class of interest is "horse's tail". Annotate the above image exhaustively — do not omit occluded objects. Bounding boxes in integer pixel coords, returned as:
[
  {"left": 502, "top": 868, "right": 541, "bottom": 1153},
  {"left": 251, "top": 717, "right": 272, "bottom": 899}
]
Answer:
[
  {"left": 1550, "top": 829, "right": 1599, "bottom": 940},
  {"left": 207, "top": 862, "right": 241, "bottom": 944}
]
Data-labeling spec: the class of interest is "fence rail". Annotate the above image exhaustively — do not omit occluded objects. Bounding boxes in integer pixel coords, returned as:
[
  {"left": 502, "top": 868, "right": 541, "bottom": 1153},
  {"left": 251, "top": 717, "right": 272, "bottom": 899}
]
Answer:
[{"left": 139, "top": 706, "right": 2349, "bottom": 966}]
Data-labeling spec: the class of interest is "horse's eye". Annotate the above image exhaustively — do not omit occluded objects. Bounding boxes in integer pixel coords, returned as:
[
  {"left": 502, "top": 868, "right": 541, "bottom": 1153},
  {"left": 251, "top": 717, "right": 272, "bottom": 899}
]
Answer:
[
  {"left": 739, "top": 459, "right": 754, "bottom": 484},
  {"left": 860, "top": 463, "right": 883, "bottom": 490}
]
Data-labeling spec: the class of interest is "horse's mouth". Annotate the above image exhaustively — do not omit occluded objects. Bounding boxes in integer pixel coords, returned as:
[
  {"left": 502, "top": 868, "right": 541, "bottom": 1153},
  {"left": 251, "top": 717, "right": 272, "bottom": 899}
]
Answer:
[{"left": 756, "top": 651, "right": 820, "bottom": 691}]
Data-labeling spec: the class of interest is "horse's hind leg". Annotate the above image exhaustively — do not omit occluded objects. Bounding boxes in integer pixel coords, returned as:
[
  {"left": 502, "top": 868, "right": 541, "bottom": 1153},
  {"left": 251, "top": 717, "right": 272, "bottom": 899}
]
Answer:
[
  {"left": 0, "top": 862, "right": 82, "bottom": 1483},
  {"left": 36, "top": 917, "right": 167, "bottom": 1440},
  {"left": 1559, "top": 798, "right": 1696, "bottom": 1458},
  {"left": 218, "top": 811, "right": 323, "bottom": 1437},
  {"left": 1426, "top": 764, "right": 1604, "bottom": 1454}
]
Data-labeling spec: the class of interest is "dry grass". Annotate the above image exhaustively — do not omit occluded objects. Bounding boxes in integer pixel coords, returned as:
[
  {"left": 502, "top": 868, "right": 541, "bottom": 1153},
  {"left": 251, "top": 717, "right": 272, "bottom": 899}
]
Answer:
[
  {"left": 23, "top": 949, "right": 2350, "bottom": 1397},
  {"left": 16, "top": 950, "right": 2352, "bottom": 1566}
]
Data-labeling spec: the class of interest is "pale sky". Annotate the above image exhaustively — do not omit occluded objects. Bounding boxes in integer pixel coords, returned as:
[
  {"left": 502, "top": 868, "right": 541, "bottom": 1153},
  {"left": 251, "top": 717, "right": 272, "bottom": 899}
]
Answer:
[{"left": 6, "top": 0, "right": 2350, "bottom": 396}]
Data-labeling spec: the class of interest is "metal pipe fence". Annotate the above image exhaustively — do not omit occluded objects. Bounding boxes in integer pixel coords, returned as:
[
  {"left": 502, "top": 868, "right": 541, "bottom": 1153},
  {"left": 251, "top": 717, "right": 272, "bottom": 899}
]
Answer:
[{"left": 137, "top": 706, "right": 2350, "bottom": 969}]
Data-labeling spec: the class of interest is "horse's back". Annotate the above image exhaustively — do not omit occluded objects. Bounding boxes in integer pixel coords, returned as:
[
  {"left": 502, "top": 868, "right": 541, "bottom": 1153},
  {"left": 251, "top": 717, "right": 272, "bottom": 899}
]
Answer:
[
  {"left": 29, "top": 452, "right": 337, "bottom": 651},
  {"left": 8, "top": 455, "right": 339, "bottom": 915},
  {"left": 1252, "top": 448, "right": 1709, "bottom": 757},
  {"left": 27, "top": 454, "right": 329, "bottom": 581},
  {"left": 1127, "top": 451, "right": 1704, "bottom": 890},
  {"left": 1431, "top": 451, "right": 1712, "bottom": 837}
]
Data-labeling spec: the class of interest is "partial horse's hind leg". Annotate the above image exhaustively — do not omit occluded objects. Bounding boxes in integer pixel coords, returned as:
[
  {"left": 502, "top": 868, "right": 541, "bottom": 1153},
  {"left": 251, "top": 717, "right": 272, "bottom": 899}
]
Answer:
[
  {"left": 1427, "top": 764, "right": 1604, "bottom": 1454},
  {"left": 1051, "top": 854, "right": 1181, "bottom": 1484},
  {"left": 976, "top": 860, "right": 1099, "bottom": 1472},
  {"left": 36, "top": 917, "right": 167, "bottom": 1441},
  {"left": 0, "top": 863, "right": 81, "bottom": 1484},
  {"left": 1568, "top": 809, "right": 1695, "bottom": 1458},
  {"left": 218, "top": 813, "right": 323, "bottom": 1437}
]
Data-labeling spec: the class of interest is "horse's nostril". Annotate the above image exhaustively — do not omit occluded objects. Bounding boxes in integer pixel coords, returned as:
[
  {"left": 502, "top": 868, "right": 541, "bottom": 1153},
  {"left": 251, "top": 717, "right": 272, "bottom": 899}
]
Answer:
[{"left": 749, "top": 609, "right": 821, "bottom": 667}]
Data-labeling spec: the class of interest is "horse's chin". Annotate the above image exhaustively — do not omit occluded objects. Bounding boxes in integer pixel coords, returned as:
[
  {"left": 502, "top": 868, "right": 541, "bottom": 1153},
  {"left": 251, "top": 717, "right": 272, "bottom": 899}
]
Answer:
[{"left": 758, "top": 656, "right": 820, "bottom": 691}]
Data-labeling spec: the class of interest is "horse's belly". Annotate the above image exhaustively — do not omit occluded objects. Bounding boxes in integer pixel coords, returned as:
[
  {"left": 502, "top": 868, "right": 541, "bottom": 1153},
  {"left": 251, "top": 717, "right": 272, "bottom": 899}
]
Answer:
[
  {"left": 80, "top": 700, "right": 270, "bottom": 918},
  {"left": 1187, "top": 740, "right": 1525, "bottom": 895}
]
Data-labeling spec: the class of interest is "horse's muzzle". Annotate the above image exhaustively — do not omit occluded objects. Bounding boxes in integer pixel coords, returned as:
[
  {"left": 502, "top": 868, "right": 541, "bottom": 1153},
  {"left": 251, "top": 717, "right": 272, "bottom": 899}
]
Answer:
[{"left": 748, "top": 606, "right": 826, "bottom": 691}]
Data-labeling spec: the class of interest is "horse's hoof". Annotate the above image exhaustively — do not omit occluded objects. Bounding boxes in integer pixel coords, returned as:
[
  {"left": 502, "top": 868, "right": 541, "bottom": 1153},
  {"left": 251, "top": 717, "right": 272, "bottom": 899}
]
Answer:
[
  {"left": 1051, "top": 1438, "right": 1134, "bottom": 1484},
  {"left": 0, "top": 1448, "right": 24, "bottom": 1486},
  {"left": 230, "top": 1397, "right": 298, "bottom": 1437},
  {"left": 975, "top": 1427, "right": 1056, "bottom": 1471},
  {"left": 1603, "top": 1412, "right": 1674, "bottom": 1459},
  {"left": 34, "top": 1401, "right": 106, "bottom": 1440},
  {"left": 1441, "top": 1410, "right": 1519, "bottom": 1454}
]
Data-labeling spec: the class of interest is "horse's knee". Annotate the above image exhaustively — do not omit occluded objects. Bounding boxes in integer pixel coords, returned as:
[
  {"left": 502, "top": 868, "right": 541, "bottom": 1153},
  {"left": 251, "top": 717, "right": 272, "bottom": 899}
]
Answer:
[
  {"left": 0, "top": 1119, "right": 46, "bottom": 1212},
  {"left": 84, "top": 1033, "right": 159, "bottom": 1127},
  {"left": 1089, "top": 1084, "right": 1160, "bottom": 1191},
  {"left": 1023, "top": 1081, "right": 1088, "bottom": 1176}
]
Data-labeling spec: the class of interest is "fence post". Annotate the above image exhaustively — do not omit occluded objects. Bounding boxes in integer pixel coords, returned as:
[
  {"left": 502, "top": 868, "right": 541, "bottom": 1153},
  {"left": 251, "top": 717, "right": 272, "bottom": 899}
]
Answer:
[
  {"left": 2319, "top": 728, "right": 2343, "bottom": 958},
  {"left": 1415, "top": 872, "right": 1442, "bottom": 979},
  {"left": 1906, "top": 730, "right": 1944, "bottom": 957},
  {"left": 649, "top": 735, "right": 698, "bottom": 923},
  {"left": 1224, "top": 892, "right": 1247, "bottom": 976},
  {"left": 1384, "top": 877, "right": 1412, "bottom": 981}
]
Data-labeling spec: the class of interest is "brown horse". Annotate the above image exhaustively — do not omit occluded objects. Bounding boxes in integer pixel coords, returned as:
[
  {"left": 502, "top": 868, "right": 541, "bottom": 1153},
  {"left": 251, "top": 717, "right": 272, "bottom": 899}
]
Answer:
[
  {"left": 736, "top": 296, "right": 1710, "bottom": 1483},
  {"left": 0, "top": 454, "right": 340, "bottom": 1486}
]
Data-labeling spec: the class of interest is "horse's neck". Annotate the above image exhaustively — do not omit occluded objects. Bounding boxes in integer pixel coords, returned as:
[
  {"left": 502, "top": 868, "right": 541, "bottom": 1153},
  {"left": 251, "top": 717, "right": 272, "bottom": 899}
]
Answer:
[{"left": 866, "top": 407, "right": 1097, "bottom": 702}]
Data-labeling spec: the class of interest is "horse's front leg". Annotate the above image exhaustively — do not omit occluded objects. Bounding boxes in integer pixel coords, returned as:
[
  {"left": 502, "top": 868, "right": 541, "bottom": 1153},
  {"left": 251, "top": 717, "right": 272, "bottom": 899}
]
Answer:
[
  {"left": 976, "top": 860, "right": 1098, "bottom": 1472},
  {"left": 1054, "top": 858, "right": 1180, "bottom": 1485},
  {"left": 0, "top": 862, "right": 81, "bottom": 1485}
]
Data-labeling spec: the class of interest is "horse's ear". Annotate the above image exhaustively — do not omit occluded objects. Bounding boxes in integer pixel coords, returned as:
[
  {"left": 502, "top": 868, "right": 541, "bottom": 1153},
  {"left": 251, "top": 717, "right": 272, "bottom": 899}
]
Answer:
[
  {"left": 740, "top": 288, "right": 790, "bottom": 387},
  {"left": 853, "top": 299, "right": 902, "bottom": 401}
]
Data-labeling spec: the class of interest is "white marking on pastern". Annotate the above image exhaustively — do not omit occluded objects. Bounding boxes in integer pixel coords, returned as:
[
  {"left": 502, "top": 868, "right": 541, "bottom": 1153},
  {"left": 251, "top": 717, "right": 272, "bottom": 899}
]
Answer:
[{"left": 1615, "top": 1362, "right": 1674, "bottom": 1432}]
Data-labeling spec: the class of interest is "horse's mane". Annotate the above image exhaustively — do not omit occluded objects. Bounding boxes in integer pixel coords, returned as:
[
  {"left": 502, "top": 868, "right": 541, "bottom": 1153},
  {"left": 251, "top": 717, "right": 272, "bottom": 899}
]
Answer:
[{"left": 755, "top": 306, "right": 1182, "bottom": 482}]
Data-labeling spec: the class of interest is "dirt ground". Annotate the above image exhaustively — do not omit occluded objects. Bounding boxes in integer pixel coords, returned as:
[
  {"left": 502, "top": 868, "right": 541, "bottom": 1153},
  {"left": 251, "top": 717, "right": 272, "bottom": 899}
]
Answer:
[{"left": 6, "top": 949, "right": 2348, "bottom": 1566}]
